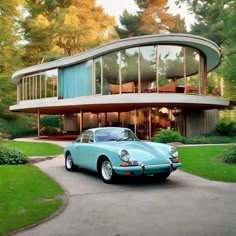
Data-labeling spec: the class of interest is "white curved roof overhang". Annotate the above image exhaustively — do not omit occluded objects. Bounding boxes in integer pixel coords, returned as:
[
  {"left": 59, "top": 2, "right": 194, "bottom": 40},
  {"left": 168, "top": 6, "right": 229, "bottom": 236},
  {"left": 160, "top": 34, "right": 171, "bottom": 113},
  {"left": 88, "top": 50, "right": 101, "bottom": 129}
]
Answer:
[
  {"left": 12, "top": 33, "right": 221, "bottom": 81},
  {"left": 10, "top": 94, "right": 230, "bottom": 114}
]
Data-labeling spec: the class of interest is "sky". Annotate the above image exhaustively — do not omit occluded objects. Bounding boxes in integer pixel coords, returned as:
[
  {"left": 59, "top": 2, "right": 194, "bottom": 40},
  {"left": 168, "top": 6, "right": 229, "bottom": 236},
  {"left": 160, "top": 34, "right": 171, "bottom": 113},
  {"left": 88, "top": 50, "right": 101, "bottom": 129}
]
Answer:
[{"left": 96, "top": 0, "right": 195, "bottom": 30}]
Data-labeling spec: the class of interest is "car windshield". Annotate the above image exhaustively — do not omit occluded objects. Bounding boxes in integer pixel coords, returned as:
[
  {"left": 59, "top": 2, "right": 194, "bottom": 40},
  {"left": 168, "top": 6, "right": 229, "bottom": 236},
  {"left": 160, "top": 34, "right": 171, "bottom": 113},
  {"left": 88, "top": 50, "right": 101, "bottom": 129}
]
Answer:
[{"left": 95, "top": 128, "right": 139, "bottom": 142}]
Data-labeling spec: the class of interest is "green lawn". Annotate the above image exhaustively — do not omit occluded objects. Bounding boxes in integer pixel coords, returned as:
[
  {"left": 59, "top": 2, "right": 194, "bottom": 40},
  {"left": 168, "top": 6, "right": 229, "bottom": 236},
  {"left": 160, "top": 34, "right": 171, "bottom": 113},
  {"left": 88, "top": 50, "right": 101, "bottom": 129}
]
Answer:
[
  {"left": 6, "top": 140, "right": 64, "bottom": 156},
  {"left": 0, "top": 141, "right": 65, "bottom": 235},
  {"left": 0, "top": 165, "right": 64, "bottom": 235},
  {"left": 178, "top": 145, "right": 236, "bottom": 182}
]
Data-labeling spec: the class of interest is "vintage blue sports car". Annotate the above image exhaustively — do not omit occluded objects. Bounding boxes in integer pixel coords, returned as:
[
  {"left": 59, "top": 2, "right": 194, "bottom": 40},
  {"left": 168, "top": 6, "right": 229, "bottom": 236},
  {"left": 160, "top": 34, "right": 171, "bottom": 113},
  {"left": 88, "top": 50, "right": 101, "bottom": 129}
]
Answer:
[{"left": 64, "top": 127, "right": 182, "bottom": 183}]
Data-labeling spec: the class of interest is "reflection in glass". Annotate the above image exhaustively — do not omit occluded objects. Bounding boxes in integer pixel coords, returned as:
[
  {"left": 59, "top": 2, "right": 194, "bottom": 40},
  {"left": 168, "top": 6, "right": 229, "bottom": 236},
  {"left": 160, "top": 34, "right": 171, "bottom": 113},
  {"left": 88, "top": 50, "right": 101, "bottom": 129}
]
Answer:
[
  {"left": 94, "top": 58, "right": 101, "bottom": 94},
  {"left": 19, "top": 69, "right": 58, "bottom": 101},
  {"left": 119, "top": 48, "right": 138, "bottom": 93},
  {"left": 37, "top": 75, "right": 41, "bottom": 99},
  {"left": 140, "top": 46, "right": 156, "bottom": 93},
  {"left": 41, "top": 74, "right": 46, "bottom": 98},
  {"left": 103, "top": 52, "right": 119, "bottom": 93},
  {"left": 177, "top": 47, "right": 200, "bottom": 94},
  {"left": 120, "top": 47, "right": 139, "bottom": 86},
  {"left": 45, "top": 69, "right": 57, "bottom": 97}
]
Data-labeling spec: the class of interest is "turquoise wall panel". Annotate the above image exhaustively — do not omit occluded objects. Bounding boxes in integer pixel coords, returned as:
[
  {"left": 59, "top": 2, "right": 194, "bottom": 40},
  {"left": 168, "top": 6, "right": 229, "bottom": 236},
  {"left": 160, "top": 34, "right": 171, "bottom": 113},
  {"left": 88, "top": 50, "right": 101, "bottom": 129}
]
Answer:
[{"left": 59, "top": 61, "right": 92, "bottom": 99}]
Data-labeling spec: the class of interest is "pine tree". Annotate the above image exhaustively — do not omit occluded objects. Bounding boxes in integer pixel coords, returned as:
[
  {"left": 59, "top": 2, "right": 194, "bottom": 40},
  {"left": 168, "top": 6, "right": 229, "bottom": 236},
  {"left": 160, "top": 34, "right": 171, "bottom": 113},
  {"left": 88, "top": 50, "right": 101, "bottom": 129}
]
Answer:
[{"left": 115, "top": 0, "right": 175, "bottom": 38}]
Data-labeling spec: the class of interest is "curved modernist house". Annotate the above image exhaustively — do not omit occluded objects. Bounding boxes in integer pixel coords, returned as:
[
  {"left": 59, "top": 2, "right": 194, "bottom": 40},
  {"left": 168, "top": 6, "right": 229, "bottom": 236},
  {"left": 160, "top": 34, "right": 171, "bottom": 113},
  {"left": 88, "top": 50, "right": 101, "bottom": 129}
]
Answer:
[{"left": 10, "top": 33, "right": 230, "bottom": 139}]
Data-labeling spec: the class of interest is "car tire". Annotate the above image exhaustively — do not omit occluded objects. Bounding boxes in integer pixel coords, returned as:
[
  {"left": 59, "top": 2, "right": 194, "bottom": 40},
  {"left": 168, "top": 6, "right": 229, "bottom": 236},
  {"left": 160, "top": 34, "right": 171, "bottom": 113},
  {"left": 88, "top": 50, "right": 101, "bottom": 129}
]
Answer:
[
  {"left": 65, "top": 153, "right": 77, "bottom": 171},
  {"left": 100, "top": 158, "right": 116, "bottom": 184},
  {"left": 153, "top": 172, "right": 170, "bottom": 180}
]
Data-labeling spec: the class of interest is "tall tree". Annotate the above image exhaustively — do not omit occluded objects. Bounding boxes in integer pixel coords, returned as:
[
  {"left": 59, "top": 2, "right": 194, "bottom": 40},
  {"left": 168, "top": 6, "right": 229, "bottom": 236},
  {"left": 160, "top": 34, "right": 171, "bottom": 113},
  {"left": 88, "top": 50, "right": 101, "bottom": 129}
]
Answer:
[
  {"left": 22, "top": 0, "right": 117, "bottom": 65},
  {"left": 136, "top": 0, "right": 175, "bottom": 33},
  {"left": 176, "top": 0, "right": 236, "bottom": 100},
  {"left": 0, "top": 0, "right": 23, "bottom": 116},
  {"left": 220, "top": 1, "right": 236, "bottom": 100},
  {"left": 115, "top": 0, "right": 175, "bottom": 38},
  {"left": 115, "top": 10, "right": 147, "bottom": 38},
  {"left": 169, "top": 15, "right": 187, "bottom": 33},
  {"left": 176, "top": 0, "right": 234, "bottom": 46}
]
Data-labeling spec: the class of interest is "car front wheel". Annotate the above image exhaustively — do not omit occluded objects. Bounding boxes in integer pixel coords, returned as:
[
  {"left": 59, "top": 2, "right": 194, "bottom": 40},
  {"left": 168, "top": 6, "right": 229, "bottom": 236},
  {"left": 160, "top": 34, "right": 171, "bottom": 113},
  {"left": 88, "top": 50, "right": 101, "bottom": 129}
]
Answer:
[
  {"left": 153, "top": 172, "right": 170, "bottom": 180},
  {"left": 65, "top": 153, "right": 76, "bottom": 171},
  {"left": 100, "top": 158, "right": 116, "bottom": 184}
]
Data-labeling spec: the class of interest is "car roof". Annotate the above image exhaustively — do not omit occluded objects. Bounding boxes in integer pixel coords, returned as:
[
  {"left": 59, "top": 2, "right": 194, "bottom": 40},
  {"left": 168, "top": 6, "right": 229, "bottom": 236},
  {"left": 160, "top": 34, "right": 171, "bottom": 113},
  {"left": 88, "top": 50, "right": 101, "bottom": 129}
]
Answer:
[{"left": 85, "top": 127, "right": 129, "bottom": 132}]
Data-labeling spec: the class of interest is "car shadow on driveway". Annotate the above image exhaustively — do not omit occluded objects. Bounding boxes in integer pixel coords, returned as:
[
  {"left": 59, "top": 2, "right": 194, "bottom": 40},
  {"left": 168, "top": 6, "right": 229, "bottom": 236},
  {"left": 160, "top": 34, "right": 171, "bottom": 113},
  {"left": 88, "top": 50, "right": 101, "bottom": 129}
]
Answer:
[{"left": 66, "top": 167, "right": 183, "bottom": 188}]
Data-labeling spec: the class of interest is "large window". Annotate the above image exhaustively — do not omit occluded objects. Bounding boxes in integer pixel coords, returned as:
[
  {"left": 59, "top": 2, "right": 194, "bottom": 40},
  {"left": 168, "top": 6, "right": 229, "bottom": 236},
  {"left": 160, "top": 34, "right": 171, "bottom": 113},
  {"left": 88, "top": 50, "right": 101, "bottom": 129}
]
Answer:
[
  {"left": 94, "top": 58, "right": 102, "bottom": 95},
  {"left": 103, "top": 52, "right": 120, "bottom": 94},
  {"left": 93, "top": 45, "right": 201, "bottom": 96},
  {"left": 45, "top": 70, "right": 57, "bottom": 97},
  {"left": 140, "top": 46, "right": 156, "bottom": 93},
  {"left": 120, "top": 48, "right": 139, "bottom": 93},
  {"left": 18, "top": 69, "right": 58, "bottom": 102}
]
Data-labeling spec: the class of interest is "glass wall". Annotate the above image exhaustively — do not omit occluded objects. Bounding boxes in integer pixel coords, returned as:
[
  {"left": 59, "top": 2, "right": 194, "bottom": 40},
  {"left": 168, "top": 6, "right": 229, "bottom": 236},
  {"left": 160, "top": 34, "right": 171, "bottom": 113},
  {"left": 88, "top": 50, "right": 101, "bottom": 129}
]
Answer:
[
  {"left": 103, "top": 51, "right": 120, "bottom": 94},
  {"left": 76, "top": 107, "right": 185, "bottom": 140},
  {"left": 93, "top": 45, "right": 202, "bottom": 96},
  {"left": 17, "top": 69, "right": 58, "bottom": 102},
  {"left": 17, "top": 44, "right": 203, "bottom": 102},
  {"left": 94, "top": 58, "right": 102, "bottom": 94}
]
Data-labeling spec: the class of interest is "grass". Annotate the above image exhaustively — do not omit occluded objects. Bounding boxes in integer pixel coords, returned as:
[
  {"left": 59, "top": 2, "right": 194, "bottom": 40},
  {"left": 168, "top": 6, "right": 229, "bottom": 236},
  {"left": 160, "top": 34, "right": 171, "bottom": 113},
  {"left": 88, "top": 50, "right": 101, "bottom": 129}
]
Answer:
[
  {"left": 6, "top": 141, "right": 64, "bottom": 156},
  {"left": 0, "top": 140, "right": 65, "bottom": 234},
  {"left": 178, "top": 145, "right": 236, "bottom": 182},
  {"left": 0, "top": 165, "right": 64, "bottom": 235}
]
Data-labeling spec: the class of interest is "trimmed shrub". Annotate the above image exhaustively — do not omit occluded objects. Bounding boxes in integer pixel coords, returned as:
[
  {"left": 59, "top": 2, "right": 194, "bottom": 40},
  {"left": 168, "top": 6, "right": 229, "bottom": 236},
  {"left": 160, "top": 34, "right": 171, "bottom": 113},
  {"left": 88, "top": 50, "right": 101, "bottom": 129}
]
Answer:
[
  {"left": 215, "top": 120, "right": 236, "bottom": 137},
  {"left": 40, "top": 126, "right": 59, "bottom": 136},
  {"left": 151, "top": 129, "right": 183, "bottom": 143},
  {"left": 0, "top": 118, "right": 36, "bottom": 139},
  {"left": 183, "top": 135, "right": 236, "bottom": 144},
  {"left": 222, "top": 146, "right": 236, "bottom": 163},
  {"left": 40, "top": 115, "right": 61, "bottom": 128},
  {"left": 0, "top": 147, "right": 27, "bottom": 165}
]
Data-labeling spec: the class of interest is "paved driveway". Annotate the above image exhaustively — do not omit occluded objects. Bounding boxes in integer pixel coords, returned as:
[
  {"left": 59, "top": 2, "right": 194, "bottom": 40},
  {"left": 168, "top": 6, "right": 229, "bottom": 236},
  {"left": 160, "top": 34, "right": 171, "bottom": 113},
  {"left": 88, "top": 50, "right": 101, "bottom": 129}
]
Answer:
[{"left": 14, "top": 140, "right": 236, "bottom": 236}]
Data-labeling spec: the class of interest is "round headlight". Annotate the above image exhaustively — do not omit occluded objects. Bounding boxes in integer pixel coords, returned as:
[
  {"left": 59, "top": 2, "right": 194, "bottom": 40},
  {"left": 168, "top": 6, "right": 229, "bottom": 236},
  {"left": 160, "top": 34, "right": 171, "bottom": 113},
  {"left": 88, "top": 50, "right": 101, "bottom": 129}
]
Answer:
[
  {"left": 119, "top": 149, "right": 130, "bottom": 162},
  {"left": 169, "top": 146, "right": 178, "bottom": 158}
]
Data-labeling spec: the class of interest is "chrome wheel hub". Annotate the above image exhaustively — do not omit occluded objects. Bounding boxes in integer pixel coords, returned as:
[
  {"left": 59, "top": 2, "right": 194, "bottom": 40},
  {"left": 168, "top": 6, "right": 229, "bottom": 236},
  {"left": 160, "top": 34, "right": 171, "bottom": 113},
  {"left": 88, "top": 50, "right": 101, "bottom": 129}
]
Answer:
[
  {"left": 102, "top": 161, "right": 112, "bottom": 180},
  {"left": 66, "top": 156, "right": 72, "bottom": 169}
]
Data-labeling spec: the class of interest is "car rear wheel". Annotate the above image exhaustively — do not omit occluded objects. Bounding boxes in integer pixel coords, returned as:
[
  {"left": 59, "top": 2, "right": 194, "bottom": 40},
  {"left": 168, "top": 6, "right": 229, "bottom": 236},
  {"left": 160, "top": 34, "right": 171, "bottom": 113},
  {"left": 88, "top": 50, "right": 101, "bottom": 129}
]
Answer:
[
  {"left": 100, "top": 158, "right": 116, "bottom": 184},
  {"left": 65, "top": 153, "right": 76, "bottom": 171}
]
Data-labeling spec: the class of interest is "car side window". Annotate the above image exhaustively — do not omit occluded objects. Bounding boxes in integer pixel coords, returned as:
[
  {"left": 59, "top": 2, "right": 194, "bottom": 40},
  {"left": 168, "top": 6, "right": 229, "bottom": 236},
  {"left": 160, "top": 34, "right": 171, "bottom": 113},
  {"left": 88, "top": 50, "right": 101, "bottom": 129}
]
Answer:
[
  {"left": 81, "top": 131, "right": 93, "bottom": 143},
  {"left": 89, "top": 132, "right": 94, "bottom": 142},
  {"left": 75, "top": 135, "right": 82, "bottom": 143}
]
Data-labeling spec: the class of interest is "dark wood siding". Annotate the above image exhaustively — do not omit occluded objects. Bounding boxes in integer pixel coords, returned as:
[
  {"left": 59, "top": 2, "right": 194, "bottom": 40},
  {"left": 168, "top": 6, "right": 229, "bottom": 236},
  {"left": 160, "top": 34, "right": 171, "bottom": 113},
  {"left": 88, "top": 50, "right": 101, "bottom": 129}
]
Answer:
[{"left": 186, "top": 109, "right": 219, "bottom": 136}]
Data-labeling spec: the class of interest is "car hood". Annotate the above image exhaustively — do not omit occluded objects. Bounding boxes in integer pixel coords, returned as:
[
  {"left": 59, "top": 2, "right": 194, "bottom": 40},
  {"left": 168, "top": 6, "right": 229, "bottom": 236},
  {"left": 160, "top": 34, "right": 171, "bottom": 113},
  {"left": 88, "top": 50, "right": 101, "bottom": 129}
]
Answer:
[{"left": 100, "top": 141, "right": 171, "bottom": 165}]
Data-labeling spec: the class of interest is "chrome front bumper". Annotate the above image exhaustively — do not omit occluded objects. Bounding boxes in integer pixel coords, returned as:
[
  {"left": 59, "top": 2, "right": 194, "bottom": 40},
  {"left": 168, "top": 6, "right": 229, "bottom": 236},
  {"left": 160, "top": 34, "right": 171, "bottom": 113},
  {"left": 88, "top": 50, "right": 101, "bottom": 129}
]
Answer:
[{"left": 113, "top": 162, "right": 182, "bottom": 176}]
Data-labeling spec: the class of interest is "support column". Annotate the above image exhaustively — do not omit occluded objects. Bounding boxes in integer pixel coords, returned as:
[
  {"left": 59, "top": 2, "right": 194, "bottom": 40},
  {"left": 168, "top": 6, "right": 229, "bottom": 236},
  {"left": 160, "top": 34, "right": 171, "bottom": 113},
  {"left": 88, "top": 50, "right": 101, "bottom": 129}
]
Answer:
[
  {"left": 104, "top": 113, "right": 108, "bottom": 126},
  {"left": 37, "top": 109, "right": 40, "bottom": 138},
  {"left": 184, "top": 48, "right": 187, "bottom": 94},
  {"left": 118, "top": 112, "right": 120, "bottom": 126},
  {"left": 134, "top": 108, "right": 137, "bottom": 135},
  {"left": 79, "top": 110, "right": 83, "bottom": 133},
  {"left": 148, "top": 108, "right": 152, "bottom": 139},
  {"left": 203, "top": 58, "right": 207, "bottom": 95}
]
